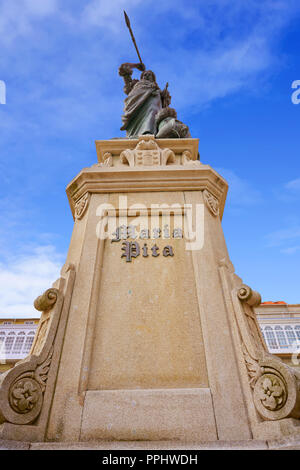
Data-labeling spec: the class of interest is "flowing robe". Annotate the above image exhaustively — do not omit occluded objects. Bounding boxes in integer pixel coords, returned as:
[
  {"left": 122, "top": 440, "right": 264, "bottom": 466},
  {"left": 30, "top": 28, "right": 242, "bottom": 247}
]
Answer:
[{"left": 121, "top": 79, "right": 162, "bottom": 137}]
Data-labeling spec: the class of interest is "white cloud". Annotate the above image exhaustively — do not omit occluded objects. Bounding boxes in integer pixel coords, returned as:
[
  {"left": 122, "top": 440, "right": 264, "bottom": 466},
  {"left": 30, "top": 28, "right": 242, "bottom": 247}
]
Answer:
[
  {"left": 265, "top": 227, "right": 300, "bottom": 248},
  {"left": 79, "top": 0, "right": 300, "bottom": 109},
  {"left": 0, "top": 0, "right": 58, "bottom": 44},
  {"left": 216, "top": 168, "right": 263, "bottom": 207},
  {"left": 286, "top": 178, "right": 300, "bottom": 192},
  {"left": 280, "top": 245, "right": 300, "bottom": 255},
  {"left": 0, "top": 245, "right": 65, "bottom": 318},
  {"left": 82, "top": 0, "right": 142, "bottom": 32},
  {"left": 1, "top": 0, "right": 299, "bottom": 138}
]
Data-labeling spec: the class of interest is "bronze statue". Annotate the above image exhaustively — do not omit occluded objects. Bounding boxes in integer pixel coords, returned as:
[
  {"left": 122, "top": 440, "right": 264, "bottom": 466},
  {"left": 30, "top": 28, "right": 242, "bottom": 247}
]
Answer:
[
  {"left": 120, "top": 12, "right": 190, "bottom": 139},
  {"left": 119, "top": 62, "right": 171, "bottom": 137}
]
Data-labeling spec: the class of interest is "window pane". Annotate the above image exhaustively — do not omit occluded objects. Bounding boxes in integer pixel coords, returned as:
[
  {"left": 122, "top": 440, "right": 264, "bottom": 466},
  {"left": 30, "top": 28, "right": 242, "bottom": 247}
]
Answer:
[
  {"left": 0, "top": 333, "right": 5, "bottom": 353},
  {"left": 3, "top": 335, "right": 15, "bottom": 354},
  {"left": 12, "top": 335, "right": 25, "bottom": 354},
  {"left": 275, "top": 327, "right": 288, "bottom": 349},
  {"left": 285, "top": 326, "right": 296, "bottom": 347},
  {"left": 23, "top": 335, "right": 35, "bottom": 354},
  {"left": 295, "top": 326, "right": 300, "bottom": 341},
  {"left": 264, "top": 327, "right": 278, "bottom": 349}
]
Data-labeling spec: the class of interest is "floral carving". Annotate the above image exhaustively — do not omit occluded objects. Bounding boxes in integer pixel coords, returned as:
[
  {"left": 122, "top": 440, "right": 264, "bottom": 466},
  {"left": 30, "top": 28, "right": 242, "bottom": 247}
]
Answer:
[
  {"left": 242, "top": 344, "right": 262, "bottom": 389},
  {"left": 9, "top": 378, "right": 42, "bottom": 414},
  {"left": 75, "top": 193, "right": 90, "bottom": 220},
  {"left": 255, "top": 374, "right": 286, "bottom": 411},
  {"left": 35, "top": 347, "right": 53, "bottom": 392},
  {"left": 203, "top": 189, "right": 219, "bottom": 217}
]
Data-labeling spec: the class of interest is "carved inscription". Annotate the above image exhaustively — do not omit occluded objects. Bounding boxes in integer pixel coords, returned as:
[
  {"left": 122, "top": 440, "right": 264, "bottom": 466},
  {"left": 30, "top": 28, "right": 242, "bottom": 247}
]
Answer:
[{"left": 112, "top": 225, "right": 180, "bottom": 262}]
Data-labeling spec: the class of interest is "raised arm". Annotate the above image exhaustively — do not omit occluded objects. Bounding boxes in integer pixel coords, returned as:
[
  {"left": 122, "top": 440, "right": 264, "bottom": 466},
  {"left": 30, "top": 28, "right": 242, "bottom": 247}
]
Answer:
[{"left": 118, "top": 62, "right": 145, "bottom": 95}]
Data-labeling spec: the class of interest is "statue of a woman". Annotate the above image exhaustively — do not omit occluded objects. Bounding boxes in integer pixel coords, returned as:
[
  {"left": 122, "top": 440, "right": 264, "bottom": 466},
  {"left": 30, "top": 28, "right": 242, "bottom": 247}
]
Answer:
[{"left": 119, "top": 62, "right": 171, "bottom": 138}]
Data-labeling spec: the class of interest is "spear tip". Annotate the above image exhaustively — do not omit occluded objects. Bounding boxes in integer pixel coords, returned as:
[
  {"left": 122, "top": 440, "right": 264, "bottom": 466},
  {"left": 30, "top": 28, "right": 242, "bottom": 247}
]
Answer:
[{"left": 124, "top": 10, "right": 130, "bottom": 28}]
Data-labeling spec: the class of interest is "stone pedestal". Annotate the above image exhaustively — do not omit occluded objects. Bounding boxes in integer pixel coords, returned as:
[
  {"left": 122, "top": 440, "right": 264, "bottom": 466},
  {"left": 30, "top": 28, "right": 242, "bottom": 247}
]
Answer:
[{"left": 1, "top": 135, "right": 300, "bottom": 444}]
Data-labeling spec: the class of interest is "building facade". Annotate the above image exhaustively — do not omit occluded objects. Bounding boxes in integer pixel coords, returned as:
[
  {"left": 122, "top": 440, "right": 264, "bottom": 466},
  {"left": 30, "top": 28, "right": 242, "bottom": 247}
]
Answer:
[
  {"left": 1, "top": 303, "right": 300, "bottom": 374},
  {"left": 0, "top": 319, "right": 39, "bottom": 374},
  {"left": 255, "top": 301, "right": 300, "bottom": 370}
]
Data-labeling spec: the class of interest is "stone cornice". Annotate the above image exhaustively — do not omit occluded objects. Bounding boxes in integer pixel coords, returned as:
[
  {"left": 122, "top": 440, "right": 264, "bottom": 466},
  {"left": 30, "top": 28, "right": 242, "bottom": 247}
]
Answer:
[{"left": 66, "top": 164, "right": 228, "bottom": 220}]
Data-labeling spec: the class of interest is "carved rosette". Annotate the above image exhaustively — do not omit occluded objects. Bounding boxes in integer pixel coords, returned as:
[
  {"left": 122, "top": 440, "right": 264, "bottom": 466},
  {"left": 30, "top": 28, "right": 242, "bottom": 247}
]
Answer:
[
  {"left": 251, "top": 361, "right": 299, "bottom": 421},
  {"left": 0, "top": 346, "right": 54, "bottom": 425},
  {"left": 9, "top": 378, "right": 43, "bottom": 415},
  {"left": 203, "top": 190, "right": 219, "bottom": 217},
  {"left": 254, "top": 374, "right": 286, "bottom": 412},
  {"left": 75, "top": 193, "right": 90, "bottom": 220}
]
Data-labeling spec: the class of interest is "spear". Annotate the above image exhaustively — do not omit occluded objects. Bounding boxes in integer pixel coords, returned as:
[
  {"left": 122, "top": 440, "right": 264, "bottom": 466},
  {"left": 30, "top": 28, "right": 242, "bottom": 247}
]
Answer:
[{"left": 124, "top": 11, "right": 144, "bottom": 69}]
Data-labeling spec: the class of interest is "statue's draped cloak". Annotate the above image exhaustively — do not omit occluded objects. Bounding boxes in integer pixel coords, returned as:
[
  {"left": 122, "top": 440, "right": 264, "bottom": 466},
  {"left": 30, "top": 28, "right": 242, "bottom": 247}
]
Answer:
[{"left": 121, "top": 79, "right": 162, "bottom": 137}]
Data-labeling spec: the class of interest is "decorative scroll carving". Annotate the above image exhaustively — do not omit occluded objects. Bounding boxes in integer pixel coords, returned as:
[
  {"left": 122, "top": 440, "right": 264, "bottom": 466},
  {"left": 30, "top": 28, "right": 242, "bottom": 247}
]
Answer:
[
  {"left": 102, "top": 152, "right": 113, "bottom": 167},
  {"left": 75, "top": 193, "right": 90, "bottom": 220},
  {"left": 219, "top": 260, "right": 300, "bottom": 424},
  {"left": 34, "top": 288, "right": 59, "bottom": 312},
  {"left": 237, "top": 284, "right": 261, "bottom": 307},
  {"left": 0, "top": 264, "right": 76, "bottom": 430},
  {"left": 182, "top": 150, "right": 201, "bottom": 167},
  {"left": 236, "top": 285, "right": 300, "bottom": 421},
  {"left": 119, "top": 135, "right": 175, "bottom": 167},
  {"left": 203, "top": 189, "right": 219, "bottom": 217},
  {"left": 161, "top": 148, "right": 176, "bottom": 166}
]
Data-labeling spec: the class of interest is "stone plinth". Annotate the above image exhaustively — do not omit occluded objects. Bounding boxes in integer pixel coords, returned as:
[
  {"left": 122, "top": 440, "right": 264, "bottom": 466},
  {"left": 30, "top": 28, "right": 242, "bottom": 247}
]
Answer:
[{"left": 1, "top": 135, "right": 300, "bottom": 444}]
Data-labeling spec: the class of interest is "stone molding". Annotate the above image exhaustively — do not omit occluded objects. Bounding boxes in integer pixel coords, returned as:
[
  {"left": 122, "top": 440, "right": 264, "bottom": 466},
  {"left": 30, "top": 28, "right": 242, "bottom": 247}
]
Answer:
[
  {"left": 0, "top": 264, "right": 76, "bottom": 440},
  {"left": 67, "top": 169, "right": 228, "bottom": 222},
  {"left": 219, "top": 260, "right": 300, "bottom": 425}
]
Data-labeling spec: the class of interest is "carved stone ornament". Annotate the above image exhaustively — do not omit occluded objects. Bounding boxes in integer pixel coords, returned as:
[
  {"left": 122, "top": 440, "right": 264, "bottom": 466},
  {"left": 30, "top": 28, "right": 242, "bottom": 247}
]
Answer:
[
  {"left": 182, "top": 150, "right": 201, "bottom": 167},
  {"left": 0, "top": 346, "right": 54, "bottom": 425},
  {"left": 0, "top": 264, "right": 76, "bottom": 430},
  {"left": 75, "top": 193, "right": 90, "bottom": 220},
  {"left": 238, "top": 284, "right": 262, "bottom": 307},
  {"left": 34, "top": 288, "right": 59, "bottom": 312},
  {"left": 9, "top": 377, "right": 43, "bottom": 415},
  {"left": 203, "top": 189, "right": 219, "bottom": 217},
  {"left": 99, "top": 152, "right": 113, "bottom": 167},
  {"left": 254, "top": 374, "right": 286, "bottom": 412},
  {"left": 120, "top": 135, "right": 175, "bottom": 167}
]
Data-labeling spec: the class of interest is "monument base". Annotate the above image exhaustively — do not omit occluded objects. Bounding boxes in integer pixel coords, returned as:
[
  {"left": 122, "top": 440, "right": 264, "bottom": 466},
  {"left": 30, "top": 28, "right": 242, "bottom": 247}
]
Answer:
[
  {"left": 1, "top": 136, "right": 300, "bottom": 445},
  {"left": 80, "top": 388, "right": 216, "bottom": 442}
]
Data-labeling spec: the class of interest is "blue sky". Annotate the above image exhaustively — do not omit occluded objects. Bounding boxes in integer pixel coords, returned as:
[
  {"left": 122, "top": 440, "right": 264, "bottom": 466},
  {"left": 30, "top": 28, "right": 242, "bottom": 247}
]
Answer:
[{"left": 0, "top": 0, "right": 300, "bottom": 317}]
